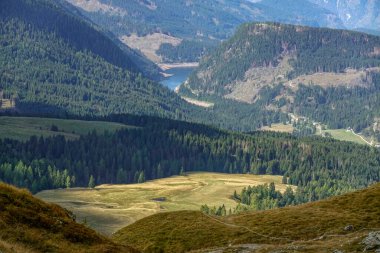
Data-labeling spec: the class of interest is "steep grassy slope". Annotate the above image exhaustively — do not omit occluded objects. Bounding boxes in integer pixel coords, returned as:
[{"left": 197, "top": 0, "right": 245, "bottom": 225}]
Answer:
[
  {"left": 0, "top": 183, "right": 138, "bottom": 253},
  {"left": 0, "top": 0, "right": 196, "bottom": 118},
  {"left": 114, "top": 183, "right": 380, "bottom": 253},
  {"left": 37, "top": 173, "right": 289, "bottom": 235}
]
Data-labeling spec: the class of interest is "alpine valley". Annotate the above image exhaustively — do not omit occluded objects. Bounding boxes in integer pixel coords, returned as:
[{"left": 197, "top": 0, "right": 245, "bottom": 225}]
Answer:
[{"left": 0, "top": 0, "right": 379, "bottom": 253}]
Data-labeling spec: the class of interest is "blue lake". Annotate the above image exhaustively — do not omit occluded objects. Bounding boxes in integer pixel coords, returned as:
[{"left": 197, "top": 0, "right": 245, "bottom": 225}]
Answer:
[{"left": 160, "top": 67, "right": 195, "bottom": 90}]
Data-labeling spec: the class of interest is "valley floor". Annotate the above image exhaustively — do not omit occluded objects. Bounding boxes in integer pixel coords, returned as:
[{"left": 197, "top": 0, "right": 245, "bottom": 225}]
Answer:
[{"left": 36, "top": 173, "right": 289, "bottom": 235}]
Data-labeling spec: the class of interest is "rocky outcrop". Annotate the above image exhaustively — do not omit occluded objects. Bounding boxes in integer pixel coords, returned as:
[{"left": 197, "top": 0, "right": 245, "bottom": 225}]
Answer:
[{"left": 363, "top": 231, "right": 380, "bottom": 251}]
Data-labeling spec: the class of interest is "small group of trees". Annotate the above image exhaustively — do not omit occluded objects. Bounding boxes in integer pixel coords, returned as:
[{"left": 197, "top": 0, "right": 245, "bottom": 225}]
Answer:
[{"left": 201, "top": 182, "right": 324, "bottom": 216}]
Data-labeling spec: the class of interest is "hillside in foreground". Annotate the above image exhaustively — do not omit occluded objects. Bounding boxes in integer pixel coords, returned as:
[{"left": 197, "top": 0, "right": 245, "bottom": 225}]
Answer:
[
  {"left": 114, "top": 183, "right": 380, "bottom": 253},
  {"left": 0, "top": 183, "right": 138, "bottom": 253}
]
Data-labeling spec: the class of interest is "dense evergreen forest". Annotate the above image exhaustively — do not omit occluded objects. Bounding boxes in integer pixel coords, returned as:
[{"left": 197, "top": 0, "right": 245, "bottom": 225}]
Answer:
[
  {"left": 186, "top": 22, "right": 380, "bottom": 95},
  {"left": 0, "top": 1, "right": 195, "bottom": 119},
  {"left": 157, "top": 40, "right": 216, "bottom": 63},
  {"left": 0, "top": 0, "right": 293, "bottom": 132},
  {"left": 0, "top": 0, "right": 160, "bottom": 80},
  {"left": 182, "top": 22, "right": 380, "bottom": 133},
  {"left": 201, "top": 183, "right": 299, "bottom": 216},
  {"left": 293, "top": 72, "right": 380, "bottom": 131},
  {"left": 0, "top": 115, "right": 378, "bottom": 204},
  {"left": 0, "top": 15, "right": 284, "bottom": 132}
]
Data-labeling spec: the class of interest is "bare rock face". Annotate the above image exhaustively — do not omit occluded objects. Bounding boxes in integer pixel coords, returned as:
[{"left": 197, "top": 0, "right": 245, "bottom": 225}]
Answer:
[{"left": 362, "top": 231, "right": 380, "bottom": 251}]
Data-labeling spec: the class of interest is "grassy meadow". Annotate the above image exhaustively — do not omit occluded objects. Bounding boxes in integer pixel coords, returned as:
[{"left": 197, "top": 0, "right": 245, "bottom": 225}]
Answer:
[
  {"left": 0, "top": 116, "right": 130, "bottom": 140},
  {"left": 36, "top": 173, "right": 290, "bottom": 235},
  {"left": 321, "top": 129, "right": 369, "bottom": 145},
  {"left": 261, "top": 123, "right": 294, "bottom": 133}
]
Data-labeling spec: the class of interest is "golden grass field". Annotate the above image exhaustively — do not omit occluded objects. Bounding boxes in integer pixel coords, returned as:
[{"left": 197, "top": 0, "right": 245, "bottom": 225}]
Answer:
[
  {"left": 261, "top": 123, "right": 294, "bottom": 133},
  {"left": 36, "top": 173, "right": 289, "bottom": 236},
  {"left": 120, "top": 33, "right": 182, "bottom": 63},
  {"left": 321, "top": 129, "right": 369, "bottom": 145}
]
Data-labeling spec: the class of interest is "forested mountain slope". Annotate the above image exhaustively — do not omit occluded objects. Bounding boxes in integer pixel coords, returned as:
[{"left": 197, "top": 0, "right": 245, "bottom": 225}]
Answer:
[
  {"left": 64, "top": 0, "right": 343, "bottom": 40},
  {"left": 185, "top": 23, "right": 380, "bottom": 96},
  {"left": 0, "top": 183, "right": 138, "bottom": 253},
  {"left": 0, "top": 0, "right": 290, "bottom": 131},
  {"left": 0, "top": 0, "right": 161, "bottom": 80},
  {"left": 182, "top": 22, "right": 380, "bottom": 133},
  {"left": 0, "top": 0, "right": 197, "bottom": 118},
  {"left": 63, "top": 0, "right": 344, "bottom": 62}
]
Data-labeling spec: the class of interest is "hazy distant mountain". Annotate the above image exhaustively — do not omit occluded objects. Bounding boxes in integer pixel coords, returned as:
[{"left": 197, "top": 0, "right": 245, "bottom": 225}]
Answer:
[
  {"left": 62, "top": 0, "right": 345, "bottom": 62},
  {"left": 64, "top": 0, "right": 343, "bottom": 39},
  {"left": 310, "top": 0, "right": 380, "bottom": 34}
]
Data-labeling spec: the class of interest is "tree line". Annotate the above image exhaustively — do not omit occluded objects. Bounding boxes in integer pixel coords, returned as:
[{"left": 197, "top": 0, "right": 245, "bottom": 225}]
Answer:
[
  {"left": 202, "top": 183, "right": 304, "bottom": 216},
  {"left": 0, "top": 114, "right": 379, "bottom": 197}
]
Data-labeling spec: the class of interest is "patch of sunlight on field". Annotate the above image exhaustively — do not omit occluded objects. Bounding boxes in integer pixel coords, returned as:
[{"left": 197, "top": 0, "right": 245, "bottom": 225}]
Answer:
[
  {"left": 36, "top": 172, "right": 292, "bottom": 236},
  {"left": 322, "top": 129, "right": 368, "bottom": 145},
  {"left": 261, "top": 123, "right": 294, "bottom": 133}
]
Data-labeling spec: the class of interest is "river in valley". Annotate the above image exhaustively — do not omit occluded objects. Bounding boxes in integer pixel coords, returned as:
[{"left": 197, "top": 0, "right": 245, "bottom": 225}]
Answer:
[{"left": 160, "top": 67, "right": 195, "bottom": 90}]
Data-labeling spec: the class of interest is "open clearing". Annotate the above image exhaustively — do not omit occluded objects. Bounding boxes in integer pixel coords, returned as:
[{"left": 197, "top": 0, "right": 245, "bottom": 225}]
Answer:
[
  {"left": 0, "top": 99, "right": 15, "bottom": 109},
  {"left": 261, "top": 123, "right": 294, "bottom": 133},
  {"left": 36, "top": 173, "right": 290, "bottom": 236},
  {"left": 321, "top": 129, "right": 369, "bottom": 145},
  {"left": 0, "top": 116, "right": 129, "bottom": 141},
  {"left": 181, "top": 96, "right": 214, "bottom": 108},
  {"left": 120, "top": 33, "right": 182, "bottom": 63}
]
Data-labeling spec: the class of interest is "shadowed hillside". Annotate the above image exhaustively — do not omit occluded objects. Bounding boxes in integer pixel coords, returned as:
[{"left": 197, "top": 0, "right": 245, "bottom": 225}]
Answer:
[
  {"left": 0, "top": 0, "right": 195, "bottom": 117},
  {"left": 0, "top": 183, "right": 138, "bottom": 253}
]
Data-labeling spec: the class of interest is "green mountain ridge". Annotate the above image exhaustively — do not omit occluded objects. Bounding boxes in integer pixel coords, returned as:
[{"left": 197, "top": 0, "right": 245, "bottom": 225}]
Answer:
[
  {"left": 185, "top": 22, "right": 380, "bottom": 95},
  {"left": 62, "top": 0, "right": 345, "bottom": 62},
  {"left": 0, "top": 0, "right": 292, "bottom": 132},
  {"left": 0, "top": 0, "right": 199, "bottom": 118},
  {"left": 183, "top": 22, "right": 380, "bottom": 134},
  {"left": 0, "top": 0, "right": 161, "bottom": 80}
]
